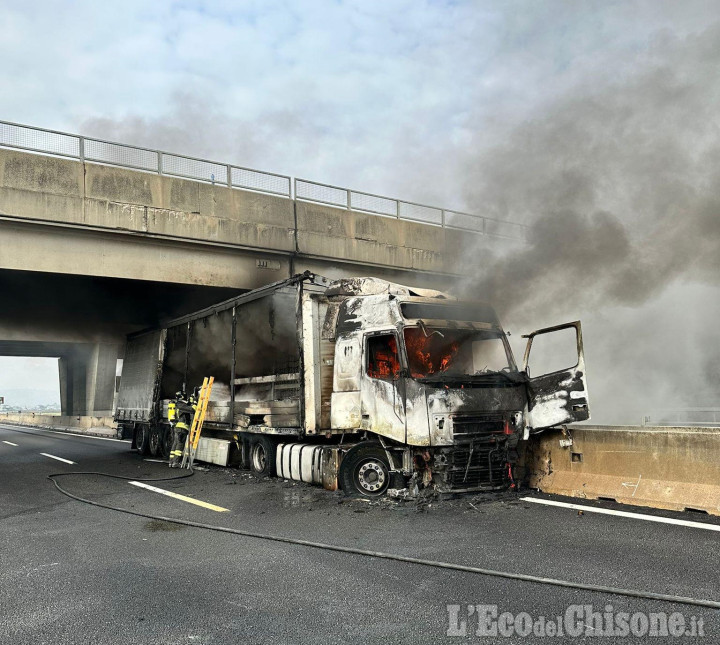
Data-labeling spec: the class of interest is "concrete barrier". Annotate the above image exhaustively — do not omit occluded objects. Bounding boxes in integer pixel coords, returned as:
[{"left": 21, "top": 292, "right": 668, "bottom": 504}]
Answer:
[
  {"left": 0, "top": 412, "right": 117, "bottom": 438},
  {"left": 524, "top": 424, "right": 720, "bottom": 516}
]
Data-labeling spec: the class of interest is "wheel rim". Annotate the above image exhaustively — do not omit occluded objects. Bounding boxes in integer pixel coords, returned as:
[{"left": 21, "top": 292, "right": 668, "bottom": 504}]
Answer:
[
  {"left": 149, "top": 431, "right": 160, "bottom": 454},
  {"left": 355, "top": 458, "right": 388, "bottom": 495},
  {"left": 251, "top": 443, "right": 266, "bottom": 472}
]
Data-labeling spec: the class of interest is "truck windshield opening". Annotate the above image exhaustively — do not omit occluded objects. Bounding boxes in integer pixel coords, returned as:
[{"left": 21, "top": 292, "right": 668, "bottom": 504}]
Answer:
[
  {"left": 400, "top": 302, "right": 499, "bottom": 325},
  {"left": 403, "top": 327, "right": 515, "bottom": 380}
]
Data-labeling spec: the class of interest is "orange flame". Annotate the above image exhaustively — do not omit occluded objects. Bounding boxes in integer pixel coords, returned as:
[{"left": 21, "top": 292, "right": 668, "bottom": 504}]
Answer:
[
  {"left": 368, "top": 336, "right": 401, "bottom": 379},
  {"left": 404, "top": 329, "right": 459, "bottom": 378}
]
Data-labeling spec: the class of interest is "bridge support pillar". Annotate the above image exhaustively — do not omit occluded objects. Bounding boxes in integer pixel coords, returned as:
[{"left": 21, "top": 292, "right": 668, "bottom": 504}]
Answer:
[{"left": 58, "top": 343, "right": 120, "bottom": 416}]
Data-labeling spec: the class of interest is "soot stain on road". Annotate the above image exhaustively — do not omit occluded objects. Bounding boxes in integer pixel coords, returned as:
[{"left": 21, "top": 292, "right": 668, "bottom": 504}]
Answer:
[{"left": 215, "top": 466, "right": 524, "bottom": 516}]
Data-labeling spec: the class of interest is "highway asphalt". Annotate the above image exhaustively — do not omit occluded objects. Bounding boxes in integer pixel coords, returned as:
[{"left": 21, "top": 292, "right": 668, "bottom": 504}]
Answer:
[{"left": 1, "top": 422, "right": 718, "bottom": 644}]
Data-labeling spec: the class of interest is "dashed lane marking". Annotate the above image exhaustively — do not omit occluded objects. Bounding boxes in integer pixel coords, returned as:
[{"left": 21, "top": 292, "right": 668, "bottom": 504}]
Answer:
[
  {"left": 521, "top": 497, "right": 720, "bottom": 532},
  {"left": 128, "top": 481, "right": 229, "bottom": 512},
  {"left": 2, "top": 440, "right": 18, "bottom": 446},
  {"left": 40, "top": 453, "right": 77, "bottom": 465}
]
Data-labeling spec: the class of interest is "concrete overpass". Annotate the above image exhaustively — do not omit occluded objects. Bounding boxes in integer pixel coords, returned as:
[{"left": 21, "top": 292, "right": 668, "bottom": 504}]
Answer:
[{"left": 0, "top": 120, "right": 526, "bottom": 415}]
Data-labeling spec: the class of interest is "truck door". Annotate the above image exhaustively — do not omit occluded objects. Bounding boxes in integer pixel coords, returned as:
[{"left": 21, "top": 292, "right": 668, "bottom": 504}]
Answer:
[
  {"left": 522, "top": 321, "right": 589, "bottom": 432},
  {"left": 360, "top": 332, "right": 406, "bottom": 444}
]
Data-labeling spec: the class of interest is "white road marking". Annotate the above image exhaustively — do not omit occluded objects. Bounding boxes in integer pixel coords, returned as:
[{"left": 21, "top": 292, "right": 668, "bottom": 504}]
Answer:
[
  {"left": 35, "top": 429, "right": 127, "bottom": 443},
  {"left": 129, "top": 481, "right": 229, "bottom": 512},
  {"left": 521, "top": 497, "right": 720, "bottom": 532},
  {"left": 39, "top": 429, "right": 129, "bottom": 443},
  {"left": 3, "top": 440, "right": 18, "bottom": 446},
  {"left": 40, "top": 453, "right": 76, "bottom": 465},
  {"left": 0, "top": 424, "right": 128, "bottom": 443}
]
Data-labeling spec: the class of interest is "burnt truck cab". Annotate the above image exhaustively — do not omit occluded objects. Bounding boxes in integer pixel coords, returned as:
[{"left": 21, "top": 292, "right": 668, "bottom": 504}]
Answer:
[{"left": 326, "top": 278, "right": 589, "bottom": 493}]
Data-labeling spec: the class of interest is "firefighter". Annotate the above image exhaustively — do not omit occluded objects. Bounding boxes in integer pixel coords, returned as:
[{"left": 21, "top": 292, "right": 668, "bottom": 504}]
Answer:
[
  {"left": 166, "top": 395, "right": 178, "bottom": 462},
  {"left": 169, "top": 390, "right": 196, "bottom": 467}
]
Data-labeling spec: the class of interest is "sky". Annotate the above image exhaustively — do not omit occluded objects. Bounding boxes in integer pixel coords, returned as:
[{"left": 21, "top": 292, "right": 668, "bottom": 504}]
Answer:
[{"left": 1, "top": 0, "right": 719, "bottom": 421}]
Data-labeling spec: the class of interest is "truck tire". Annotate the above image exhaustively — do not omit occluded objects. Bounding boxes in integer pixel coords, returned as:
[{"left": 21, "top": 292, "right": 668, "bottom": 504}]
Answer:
[
  {"left": 135, "top": 424, "right": 150, "bottom": 456},
  {"left": 161, "top": 425, "right": 173, "bottom": 460},
  {"left": 249, "top": 436, "right": 276, "bottom": 477},
  {"left": 149, "top": 426, "right": 162, "bottom": 458},
  {"left": 339, "top": 443, "right": 391, "bottom": 497}
]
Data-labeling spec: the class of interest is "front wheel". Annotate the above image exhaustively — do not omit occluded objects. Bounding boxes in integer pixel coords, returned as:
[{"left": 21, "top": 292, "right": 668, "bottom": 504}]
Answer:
[{"left": 339, "top": 443, "right": 391, "bottom": 497}]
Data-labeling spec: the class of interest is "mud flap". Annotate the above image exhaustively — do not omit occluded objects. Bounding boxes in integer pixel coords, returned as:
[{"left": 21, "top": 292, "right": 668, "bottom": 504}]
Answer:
[
  {"left": 321, "top": 446, "right": 341, "bottom": 491},
  {"left": 522, "top": 321, "right": 589, "bottom": 433}
]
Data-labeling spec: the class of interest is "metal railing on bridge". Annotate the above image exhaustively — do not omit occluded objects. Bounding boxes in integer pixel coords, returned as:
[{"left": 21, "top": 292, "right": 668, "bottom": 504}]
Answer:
[
  {"left": 641, "top": 408, "right": 720, "bottom": 427},
  {"left": 0, "top": 119, "right": 528, "bottom": 241}
]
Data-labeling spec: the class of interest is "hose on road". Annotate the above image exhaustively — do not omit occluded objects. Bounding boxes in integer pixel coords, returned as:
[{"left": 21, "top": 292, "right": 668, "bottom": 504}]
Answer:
[{"left": 48, "top": 471, "right": 720, "bottom": 610}]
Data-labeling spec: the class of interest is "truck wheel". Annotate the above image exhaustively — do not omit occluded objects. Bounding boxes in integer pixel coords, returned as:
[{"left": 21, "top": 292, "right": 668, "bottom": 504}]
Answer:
[
  {"left": 161, "top": 426, "right": 173, "bottom": 460},
  {"left": 339, "top": 443, "right": 390, "bottom": 497},
  {"left": 148, "top": 427, "right": 162, "bottom": 457},
  {"left": 135, "top": 425, "right": 150, "bottom": 456},
  {"left": 249, "top": 436, "right": 276, "bottom": 477}
]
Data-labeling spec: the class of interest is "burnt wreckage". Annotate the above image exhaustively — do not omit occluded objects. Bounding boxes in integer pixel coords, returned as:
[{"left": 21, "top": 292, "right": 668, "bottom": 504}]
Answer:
[{"left": 116, "top": 273, "right": 589, "bottom": 497}]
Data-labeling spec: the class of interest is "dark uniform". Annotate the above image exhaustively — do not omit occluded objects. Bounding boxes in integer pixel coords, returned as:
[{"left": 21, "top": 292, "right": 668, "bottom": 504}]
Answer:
[{"left": 169, "top": 391, "right": 196, "bottom": 467}]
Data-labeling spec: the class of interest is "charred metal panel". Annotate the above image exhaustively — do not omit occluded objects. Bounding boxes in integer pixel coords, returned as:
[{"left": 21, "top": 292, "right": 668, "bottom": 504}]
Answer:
[
  {"left": 435, "top": 440, "right": 510, "bottom": 491},
  {"left": 523, "top": 321, "right": 590, "bottom": 432},
  {"left": 325, "top": 277, "right": 450, "bottom": 299},
  {"left": 426, "top": 387, "right": 527, "bottom": 446},
  {"left": 526, "top": 366, "right": 589, "bottom": 429},
  {"left": 330, "top": 391, "right": 362, "bottom": 429},
  {"left": 403, "top": 379, "right": 431, "bottom": 446},
  {"left": 360, "top": 372, "right": 406, "bottom": 444},
  {"left": 335, "top": 294, "right": 401, "bottom": 336},
  {"left": 332, "top": 335, "right": 362, "bottom": 393},
  {"left": 322, "top": 301, "right": 341, "bottom": 340}
]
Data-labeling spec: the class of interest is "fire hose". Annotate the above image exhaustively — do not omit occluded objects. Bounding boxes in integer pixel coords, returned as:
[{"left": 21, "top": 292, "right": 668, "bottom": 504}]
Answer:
[{"left": 47, "top": 471, "right": 720, "bottom": 611}]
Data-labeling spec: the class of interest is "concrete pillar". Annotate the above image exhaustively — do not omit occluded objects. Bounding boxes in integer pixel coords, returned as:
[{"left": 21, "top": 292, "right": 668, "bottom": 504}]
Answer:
[
  {"left": 85, "top": 343, "right": 120, "bottom": 416},
  {"left": 58, "top": 349, "right": 89, "bottom": 416},
  {"left": 58, "top": 356, "right": 72, "bottom": 416},
  {"left": 57, "top": 343, "right": 118, "bottom": 416}
]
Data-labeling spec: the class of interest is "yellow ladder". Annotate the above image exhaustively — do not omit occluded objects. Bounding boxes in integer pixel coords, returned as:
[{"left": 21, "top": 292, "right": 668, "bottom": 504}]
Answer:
[{"left": 181, "top": 376, "right": 214, "bottom": 469}]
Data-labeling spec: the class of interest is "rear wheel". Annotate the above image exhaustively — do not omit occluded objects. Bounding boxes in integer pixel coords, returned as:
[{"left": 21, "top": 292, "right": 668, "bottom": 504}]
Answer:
[
  {"left": 135, "top": 424, "right": 150, "bottom": 456},
  {"left": 249, "top": 436, "right": 276, "bottom": 476},
  {"left": 148, "top": 426, "right": 162, "bottom": 457},
  {"left": 160, "top": 425, "right": 173, "bottom": 460},
  {"left": 339, "top": 443, "right": 391, "bottom": 497}
]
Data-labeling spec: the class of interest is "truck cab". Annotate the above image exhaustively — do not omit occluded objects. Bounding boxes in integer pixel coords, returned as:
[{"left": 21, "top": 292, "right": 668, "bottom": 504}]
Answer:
[{"left": 325, "top": 278, "right": 589, "bottom": 493}]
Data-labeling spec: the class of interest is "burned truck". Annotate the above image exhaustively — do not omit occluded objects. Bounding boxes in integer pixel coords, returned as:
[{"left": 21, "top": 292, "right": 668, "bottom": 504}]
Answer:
[{"left": 115, "top": 272, "right": 589, "bottom": 497}]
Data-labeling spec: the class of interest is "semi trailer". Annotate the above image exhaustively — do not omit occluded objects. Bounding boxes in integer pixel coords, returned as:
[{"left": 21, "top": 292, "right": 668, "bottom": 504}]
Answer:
[{"left": 114, "top": 272, "right": 589, "bottom": 497}]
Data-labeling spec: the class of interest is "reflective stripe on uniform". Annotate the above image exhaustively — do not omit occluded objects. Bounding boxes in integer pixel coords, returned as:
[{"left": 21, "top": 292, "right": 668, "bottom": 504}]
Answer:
[{"left": 176, "top": 422, "right": 189, "bottom": 430}]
